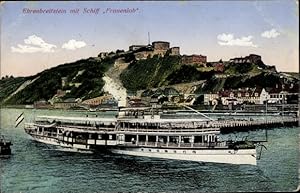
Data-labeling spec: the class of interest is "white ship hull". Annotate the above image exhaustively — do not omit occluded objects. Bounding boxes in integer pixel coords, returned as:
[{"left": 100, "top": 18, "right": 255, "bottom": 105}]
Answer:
[
  {"left": 111, "top": 148, "right": 257, "bottom": 165},
  {"left": 29, "top": 135, "right": 92, "bottom": 153},
  {"left": 29, "top": 134, "right": 256, "bottom": 165}
]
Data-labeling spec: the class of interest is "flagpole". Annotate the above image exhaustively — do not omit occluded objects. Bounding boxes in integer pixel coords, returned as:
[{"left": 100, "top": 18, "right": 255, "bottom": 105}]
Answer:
[{"left": 15, "top": 112, "right": 24, "bottom": 128}]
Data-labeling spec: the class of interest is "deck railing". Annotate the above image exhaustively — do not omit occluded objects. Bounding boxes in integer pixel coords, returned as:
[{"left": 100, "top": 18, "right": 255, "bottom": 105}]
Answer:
[
  {"left": 26, "top": 117, "right": 298, "bottom": 134},
  {"left": 120, "top": 141, "right": 229, "bottom": 148}
]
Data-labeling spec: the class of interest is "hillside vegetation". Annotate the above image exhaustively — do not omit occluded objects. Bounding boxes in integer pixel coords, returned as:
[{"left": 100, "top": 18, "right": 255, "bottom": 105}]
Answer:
[
  {"left": 196, "top": 72, "right": 299, "bottom": 94},
  {"left": 120, "top": 54, "right": 299, "bottom": 94},
  {"left": 120, "top": 55, "right": 215, "bottom": 91},
  {"left": 2, "top": 57, "right": 114, "bottom": 105},
  {"left": 0, "top": 77, "right": 27, "bottom": 103},
  {"left": 120, "top": 55, "right": 182, "bottom": 90},
  {"left": 1, "top": 50, "right": 298, "bottom": 105}
]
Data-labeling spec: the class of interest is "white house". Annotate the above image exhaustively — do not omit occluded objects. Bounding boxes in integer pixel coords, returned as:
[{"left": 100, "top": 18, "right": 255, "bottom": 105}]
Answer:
[{"left": 204, "top": 93, "right": 219, "bottom": 105}]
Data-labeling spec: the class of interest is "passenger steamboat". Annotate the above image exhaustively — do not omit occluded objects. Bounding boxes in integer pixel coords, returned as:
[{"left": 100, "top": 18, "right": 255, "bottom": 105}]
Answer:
[{"left": 24, "top": 107, "right": 263, "bottom": 165}]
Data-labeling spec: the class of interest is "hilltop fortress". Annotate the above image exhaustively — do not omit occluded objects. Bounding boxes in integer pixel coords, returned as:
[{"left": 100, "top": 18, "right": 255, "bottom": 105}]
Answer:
[
  {"left": 129, "top": 41, "right": 179, "bottom": 59},
  {"left": 98, "top": 40, "right": 207, "bottom": 67},
  {"left": 97, "top": 40, "right": 272, "bottom": 72}
]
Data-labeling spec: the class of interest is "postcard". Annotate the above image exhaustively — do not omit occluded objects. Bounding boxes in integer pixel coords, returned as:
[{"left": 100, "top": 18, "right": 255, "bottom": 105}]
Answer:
[{"left": 0, "top": 1, "right": 299, "bottom": 192}]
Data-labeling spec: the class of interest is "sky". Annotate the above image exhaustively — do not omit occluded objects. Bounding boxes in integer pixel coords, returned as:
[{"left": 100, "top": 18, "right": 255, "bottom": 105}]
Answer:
[{"left": 1, "top": 1, "right": 299, "bottom": 77}]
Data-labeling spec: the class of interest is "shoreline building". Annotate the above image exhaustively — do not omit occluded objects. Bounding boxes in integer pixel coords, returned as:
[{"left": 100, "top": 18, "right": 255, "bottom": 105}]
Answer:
[
  {"left": 204, "top": 88, "right": 269, "bottom": 106},
  {"left": 82, "top": 94, "right": 114, "bottom": 108}
]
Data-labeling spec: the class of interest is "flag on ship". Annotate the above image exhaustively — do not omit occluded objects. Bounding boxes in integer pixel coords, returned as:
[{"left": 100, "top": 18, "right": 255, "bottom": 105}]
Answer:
[{"left": 15, "top": 112, "right": 24, "bottom": 128}]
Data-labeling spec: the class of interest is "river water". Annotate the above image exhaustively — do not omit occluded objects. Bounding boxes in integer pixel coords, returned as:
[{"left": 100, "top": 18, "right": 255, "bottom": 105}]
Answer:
[{"left": 0, "top": 108, "right": 299, "bottom": 192}]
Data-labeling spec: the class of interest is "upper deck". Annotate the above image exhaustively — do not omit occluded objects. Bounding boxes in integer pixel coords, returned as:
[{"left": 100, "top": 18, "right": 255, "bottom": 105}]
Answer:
[
  {"left": 31, "top": 114, "right": 219, "bottom": 135},
  {"left": 37, "top": 115, "right": 117, "bottom": 125}
]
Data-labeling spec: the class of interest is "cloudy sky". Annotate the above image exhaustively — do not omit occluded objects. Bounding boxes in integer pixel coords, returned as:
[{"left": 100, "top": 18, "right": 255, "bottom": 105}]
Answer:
[{"left": 1, "top": 1, "right": 299, "bottom": 77}]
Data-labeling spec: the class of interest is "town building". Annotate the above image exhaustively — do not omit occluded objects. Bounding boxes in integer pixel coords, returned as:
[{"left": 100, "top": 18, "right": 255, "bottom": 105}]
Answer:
[
  {"left": 204, "top": 93, "right": 219, "bottom": 105},
  {"left": 219, "top": 88, "right": 268, "bottom": 105},
  {"left": 152, "top": 41, "right": 170, "bottom": 56},
  {"left": 169, "top": 47, "right": 180, "bottom": 56},
  {"left": 129, "top": 41, "right": 180, "bottom": 60},
  {"left": 267, "top": 88, "right": 288, "bottom": 104},
  {"left": 82, "top": 94, "right": 114, "bottom": 107},
  {"left": 182, "top": 55, "right": 207, "bottom": 67},
  {"left": 128, "top": 98, "right": 147, "bottom": 107},
  {"left": 53, "top": 98, "right": 78, "bottom": 109},
  {"left": 229, "top": 54, "right": 261, "bottom": 64},
  {"left": 134, "top": 50, "right": 153, "bottom": 60},
  {"left": 205, "top": 86, "right": 298, "bottom": 107},
  {"left": 129, "top": 45, "right": 147, "bottom": 51},
  {"left": 207, "top": 62, "right": 225, "bottom": 72},
  {"left": 34, "top": 100, "right": 51, "bottom": 109}
]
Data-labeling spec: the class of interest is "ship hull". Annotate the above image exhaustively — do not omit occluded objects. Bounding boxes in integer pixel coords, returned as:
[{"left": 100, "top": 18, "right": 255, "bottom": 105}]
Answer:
[
  {"left": 29, "top": 134, "right": 93, "bottom": 153},
  {"left": 28, "top": 134, "right": 256, "bottom": 165},
  {"left": 110, "top": 147, "right": 257, "bottom": 165}
]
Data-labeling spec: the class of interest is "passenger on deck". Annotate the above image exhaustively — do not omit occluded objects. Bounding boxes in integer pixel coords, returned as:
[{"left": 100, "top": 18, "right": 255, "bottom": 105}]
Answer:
[{"left": 131, "top": 138, "right": 136, "bottom": 144}]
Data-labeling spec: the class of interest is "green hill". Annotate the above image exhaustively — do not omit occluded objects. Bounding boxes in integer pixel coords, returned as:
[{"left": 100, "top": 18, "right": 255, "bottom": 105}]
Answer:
[
  {"left": 196, "top": 72, "right": 299, "bottom": 94},
  {"left": 120, "top": 54, "right": 299, "bottom": 94},
  {"left": 1, "top": 57, "right": 114, "bottom": 105},
  {"left": 0, "top": 76, "right": 28, "bottom": 103},
  {"left": 120, "top": 55, "right": 182, "bottom": 90},
  {"left": 120, "top": 55, "right": 215, "bottom": 91},
  {"left": 1, "top": 51, "right": 298, "bottom": 106}
]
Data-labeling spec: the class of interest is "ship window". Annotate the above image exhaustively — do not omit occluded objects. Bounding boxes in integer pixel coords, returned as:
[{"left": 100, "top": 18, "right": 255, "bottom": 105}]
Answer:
[
  {"left": 139, "top": 135, "right": 146, "bottom": 142},
  {"left": 183, "top": 151, "right": 186, "bottom": 154},
  {"left": 141, "top": 148, "right": 144, "bottom": 151},
  {"left": 157, "top": 149, "right": 159, "bottom": 152},
  {"left": 111, "top": 134, "right": 116, "bottom": 140},
  {"left": 165, "top": 150, "right": 168, "bottom": 153},
  {"left": 192, "top": 151, "right": 196, "bottom": 154},
  {"left": 173, "top": 150, "right": 176, "bottom": 153},
  {"left": 183, "top": 137, "right": 190, "bottom": 143},
  {"left": 125, "top": 135, "right": 136, "bottom": 142},
  {"left": 149, "top": 149, "right": 151, "bottom": 152},
  {"left": 215, "top": 136, "right": 218, "bottom": 142},
  {"left": 148, "top": 135, "right": 156, "bottom": 142},
  {"left": 91, "top": 133, "right": 97, "bottom": 139},
  {"left": 194, "top": 136, "right": 203, "bottom": 143}
]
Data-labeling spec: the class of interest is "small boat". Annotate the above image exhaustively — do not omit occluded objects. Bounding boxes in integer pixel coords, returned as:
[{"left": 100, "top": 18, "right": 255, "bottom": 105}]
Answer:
[{"left": 0, "top": 135, "right": 12, "bottom": 156}]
